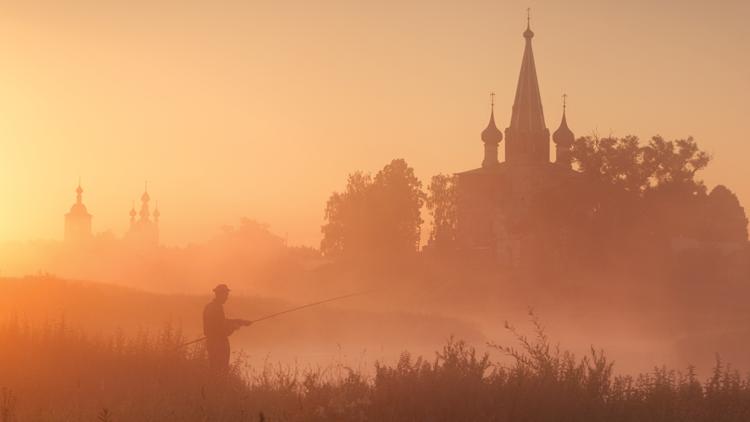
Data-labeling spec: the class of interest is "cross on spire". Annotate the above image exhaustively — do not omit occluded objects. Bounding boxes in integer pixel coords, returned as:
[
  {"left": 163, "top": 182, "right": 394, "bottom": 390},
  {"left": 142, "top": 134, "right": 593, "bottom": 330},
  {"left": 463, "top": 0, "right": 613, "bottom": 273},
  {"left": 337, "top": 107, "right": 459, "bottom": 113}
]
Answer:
[
  {"left": 526, "top": 8, "right": 531, "bottom": 28},
  {"left": 562, "top": 93, "right": 568, "bottom": 110},
  {"left": 490, "top": 92, "right": 496, "bottom": 109},
  {"left": 523, "top": 8, "right": 535, "bottom": 39}
]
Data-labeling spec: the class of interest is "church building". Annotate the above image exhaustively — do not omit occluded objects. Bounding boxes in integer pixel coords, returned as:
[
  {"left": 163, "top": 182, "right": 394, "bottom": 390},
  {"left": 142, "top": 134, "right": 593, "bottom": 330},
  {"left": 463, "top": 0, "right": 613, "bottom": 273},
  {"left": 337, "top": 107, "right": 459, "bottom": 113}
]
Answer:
[
  {"left": 62, "top": 182, "right": 161, "bottom": 247},
  {"left": 125, "top": 184, "right": 160, "bottom": 247},
  {"left": 455, "top": 19, "right": 578, "bottom": 267},
  {"left": 64, "top": 182, "right": 93, "bottom": 244}
]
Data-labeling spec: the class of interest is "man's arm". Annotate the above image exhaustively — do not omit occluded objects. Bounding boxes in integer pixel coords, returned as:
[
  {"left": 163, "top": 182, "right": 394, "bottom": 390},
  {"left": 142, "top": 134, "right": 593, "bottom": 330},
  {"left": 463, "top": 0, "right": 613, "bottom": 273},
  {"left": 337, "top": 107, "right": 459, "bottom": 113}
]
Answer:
[
  {"left": 224, "top": 318, "right": 252, "bottom": 335},
  {"left": 230, "top": 319, "right": 253, "bottom": 328}
]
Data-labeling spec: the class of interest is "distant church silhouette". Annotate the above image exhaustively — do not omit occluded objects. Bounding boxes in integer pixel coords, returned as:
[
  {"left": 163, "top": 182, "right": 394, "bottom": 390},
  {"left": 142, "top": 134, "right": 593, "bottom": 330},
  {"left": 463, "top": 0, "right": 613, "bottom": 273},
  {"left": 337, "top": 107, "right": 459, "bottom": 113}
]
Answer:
[
  {"left": 125, "top": 184, "right": 160, "bottom": 246},
  {"left": 63, "top": 182, "right": 160, "bottom": 246},
  {"left": 64, "top": 181, "right": 92, "bottom": 244},
  {"left": 455, "top": 17, "right": 577, "bottom": 268}
]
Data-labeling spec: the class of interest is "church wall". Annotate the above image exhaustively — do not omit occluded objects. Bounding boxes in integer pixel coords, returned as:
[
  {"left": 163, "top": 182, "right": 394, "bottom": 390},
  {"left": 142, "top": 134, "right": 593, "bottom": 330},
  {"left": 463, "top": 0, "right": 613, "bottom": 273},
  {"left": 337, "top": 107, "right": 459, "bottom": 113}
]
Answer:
[{"left": 64, "top": 214, "right": 92, "bottom": 244}]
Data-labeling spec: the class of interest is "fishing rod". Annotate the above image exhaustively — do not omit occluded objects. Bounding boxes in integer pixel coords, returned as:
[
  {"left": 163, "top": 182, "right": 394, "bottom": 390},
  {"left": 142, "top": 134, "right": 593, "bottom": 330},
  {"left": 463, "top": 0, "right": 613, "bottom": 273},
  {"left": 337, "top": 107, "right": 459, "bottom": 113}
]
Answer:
[{"left": 179, "top": 290, "right": 371, "bottom": 348}]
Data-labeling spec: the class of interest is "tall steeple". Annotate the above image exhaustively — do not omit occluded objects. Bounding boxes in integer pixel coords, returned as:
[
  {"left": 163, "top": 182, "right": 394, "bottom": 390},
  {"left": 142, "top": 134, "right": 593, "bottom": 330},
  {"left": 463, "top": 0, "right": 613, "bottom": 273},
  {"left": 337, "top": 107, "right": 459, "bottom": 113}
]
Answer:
[{"left": 505, "top": 10, "right": 550, "bottom": 164}]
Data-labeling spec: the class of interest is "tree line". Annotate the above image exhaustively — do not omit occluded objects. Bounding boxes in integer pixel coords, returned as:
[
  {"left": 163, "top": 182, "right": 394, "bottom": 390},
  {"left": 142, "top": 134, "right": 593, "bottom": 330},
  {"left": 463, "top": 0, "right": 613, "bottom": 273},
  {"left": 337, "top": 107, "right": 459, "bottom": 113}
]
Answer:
[{"left": 320, "top": 135, "right": 748, "bottom": 267}]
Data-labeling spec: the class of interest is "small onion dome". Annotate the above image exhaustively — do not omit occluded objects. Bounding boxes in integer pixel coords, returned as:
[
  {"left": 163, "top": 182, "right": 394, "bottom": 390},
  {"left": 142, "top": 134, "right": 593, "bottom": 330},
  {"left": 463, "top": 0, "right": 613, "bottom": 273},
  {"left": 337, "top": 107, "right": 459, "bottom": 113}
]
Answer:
[
  {"left": 141, "top": 190, "right": 150, "bottom": 202},
  {"left": 481, "top": 111, "right": 503, "bottom": 144},
  {"left": 553, "top": 111, "right": 574, "bottom": 146},
  {"left": 524, "top": 11, "right": 534, "bottom": 39},
  {"left": 129, "top": 206, "right": 137, "bottom": 218},
  {"left": 76, "top": 185, "right": 83, "bottom": 195},
  {"left": 69, "top": 203, "right": 88, "bottom": 214},
  {"left": 153, "top": 207, "right": 160, "bottom": 219}
]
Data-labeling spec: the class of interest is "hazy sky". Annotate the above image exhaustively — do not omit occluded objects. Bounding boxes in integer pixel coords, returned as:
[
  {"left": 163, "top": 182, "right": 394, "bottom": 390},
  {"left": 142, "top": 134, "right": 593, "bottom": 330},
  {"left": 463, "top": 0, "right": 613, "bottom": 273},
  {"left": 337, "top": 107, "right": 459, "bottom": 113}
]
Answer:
[{"left": 0, "top": 0, "right": 747, "bottom": 246}]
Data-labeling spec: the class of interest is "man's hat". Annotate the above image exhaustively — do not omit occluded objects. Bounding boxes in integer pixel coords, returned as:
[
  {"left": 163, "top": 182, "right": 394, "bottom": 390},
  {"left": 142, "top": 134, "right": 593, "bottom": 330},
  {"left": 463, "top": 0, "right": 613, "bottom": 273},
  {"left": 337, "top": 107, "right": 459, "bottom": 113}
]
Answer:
[{"left": 213, "top": 283, "right": 230, "bottom": 293}]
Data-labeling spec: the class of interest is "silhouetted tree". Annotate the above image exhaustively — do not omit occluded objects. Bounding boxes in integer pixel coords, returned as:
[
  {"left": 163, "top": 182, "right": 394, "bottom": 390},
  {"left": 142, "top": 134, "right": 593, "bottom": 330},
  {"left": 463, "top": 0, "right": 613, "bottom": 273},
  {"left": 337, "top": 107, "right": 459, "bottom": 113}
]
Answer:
[
  {"left": 321, "top": 159, "right": 424, "bottom": 261},
  {"left": 572, "top": 135, "right": 649, "bottom": 193},
  {"left": 426, "top": 174, "right": 458, "bottom": 251},
  {"left": 321, "top": 172, "right": 373, "bottom": 257},
  {"left": 701, "top": 185, "right": 749, "bottom": 242},
  {"left": 639, "top": 137, "right": 711, "bottom": 242},
  {"left": 571, "top": 135, "right": 710, "bottom": 195},
  {"left": 643, "top": 136, "right": 710, "bottom": 193},
  {"left": 371, "top": 159, "right": 425, "bottom": 256},
  {"left": 570, "top": 134, "right": 721, "bottom": 261}
]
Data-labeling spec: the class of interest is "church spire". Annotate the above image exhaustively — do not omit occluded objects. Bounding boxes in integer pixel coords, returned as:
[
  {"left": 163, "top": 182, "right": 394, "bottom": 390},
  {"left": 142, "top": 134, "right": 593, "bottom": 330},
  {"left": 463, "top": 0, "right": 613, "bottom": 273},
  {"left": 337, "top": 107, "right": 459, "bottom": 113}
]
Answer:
[
  {"left": 139, "top": 182, "right": 151, "bottom": 221},
  {"left": 75, "top": 178, "right": 83, "bottom": 205},
  {"left": 510, "top": 10, "right": 546, "bottom": 133},
  {"left": 504, "top": 10, "right": 550, "bottom": 164}
]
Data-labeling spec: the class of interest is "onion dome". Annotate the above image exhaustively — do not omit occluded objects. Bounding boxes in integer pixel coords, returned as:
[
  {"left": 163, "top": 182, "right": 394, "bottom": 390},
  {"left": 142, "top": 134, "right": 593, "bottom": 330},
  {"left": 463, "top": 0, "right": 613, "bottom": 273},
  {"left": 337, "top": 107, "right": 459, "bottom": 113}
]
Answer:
[
  {"left": 69, "top": 202, "right": 88, "bottom": 214},
  {"left": 68, "top": 182, "right": 89, "bottom": 214},
  {"left": 481, "top": 93, "right": 503, "bottom": 144},
  {"left": 153, "top": 203, "right": 160, "bottom": 221},
  {"left": 553, "top": 112, "right": 574, "bottom": 145},
  {"left": 553, "top": 97, "right": 574, "bottom": 146},
  {"left": 140, "top": 181, "right": 150, "bottom": 202},
  {"left": 481, "top": 109, "right": 503, "bottom": 144},
  {"left": 129, "top": 202, "right": 137, "bottom": 218}
]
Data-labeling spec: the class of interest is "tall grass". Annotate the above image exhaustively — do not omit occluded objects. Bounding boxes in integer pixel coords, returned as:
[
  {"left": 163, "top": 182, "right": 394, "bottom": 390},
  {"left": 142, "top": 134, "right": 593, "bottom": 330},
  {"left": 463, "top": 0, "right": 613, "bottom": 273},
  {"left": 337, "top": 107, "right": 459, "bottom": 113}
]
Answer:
[{"left": 2, "top": 314, "right": 750, "bottom": 421}]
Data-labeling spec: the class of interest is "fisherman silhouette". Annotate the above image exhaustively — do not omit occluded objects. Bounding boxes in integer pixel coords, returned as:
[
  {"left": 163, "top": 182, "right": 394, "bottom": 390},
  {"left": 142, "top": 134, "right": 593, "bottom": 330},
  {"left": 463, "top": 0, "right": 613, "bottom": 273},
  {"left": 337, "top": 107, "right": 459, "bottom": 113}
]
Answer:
[{"left": 203, "top": 284, "right": 251, "bottom": 373}]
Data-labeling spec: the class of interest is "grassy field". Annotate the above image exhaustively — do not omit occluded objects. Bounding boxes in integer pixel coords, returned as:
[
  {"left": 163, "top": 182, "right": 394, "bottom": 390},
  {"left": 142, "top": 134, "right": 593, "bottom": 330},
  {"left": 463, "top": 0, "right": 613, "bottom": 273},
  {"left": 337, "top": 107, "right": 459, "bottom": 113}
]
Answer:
[
  {"left": 3, "top": 274, "right": 750, "bottom": 420},
  {"left": 2, "top": 312, "right": 750, "bottom": 422}
]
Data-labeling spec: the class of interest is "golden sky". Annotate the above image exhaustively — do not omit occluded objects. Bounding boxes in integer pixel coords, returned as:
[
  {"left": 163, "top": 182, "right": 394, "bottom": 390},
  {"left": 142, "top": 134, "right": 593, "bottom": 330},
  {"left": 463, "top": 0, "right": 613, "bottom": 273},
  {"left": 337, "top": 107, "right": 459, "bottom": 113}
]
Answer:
[{"left": 0, "top": 0, "right": 747, "bottom": 246}]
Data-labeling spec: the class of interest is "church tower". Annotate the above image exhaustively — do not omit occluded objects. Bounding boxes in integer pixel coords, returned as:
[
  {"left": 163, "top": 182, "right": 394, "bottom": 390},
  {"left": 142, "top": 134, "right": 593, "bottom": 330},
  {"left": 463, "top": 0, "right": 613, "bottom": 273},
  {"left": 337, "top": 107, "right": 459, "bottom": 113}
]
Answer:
[
  {"left": 126, "top": 183, "right": 159, "bottom": 246},
  {"left": 454, "top": 12, "right": 581, "bottom": 267},
  {"left": 64, "top": 181, "right": 92, "bottom": 244},
  {"left": 504, "top": 15, "right": 550, "bottom": 165}
]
